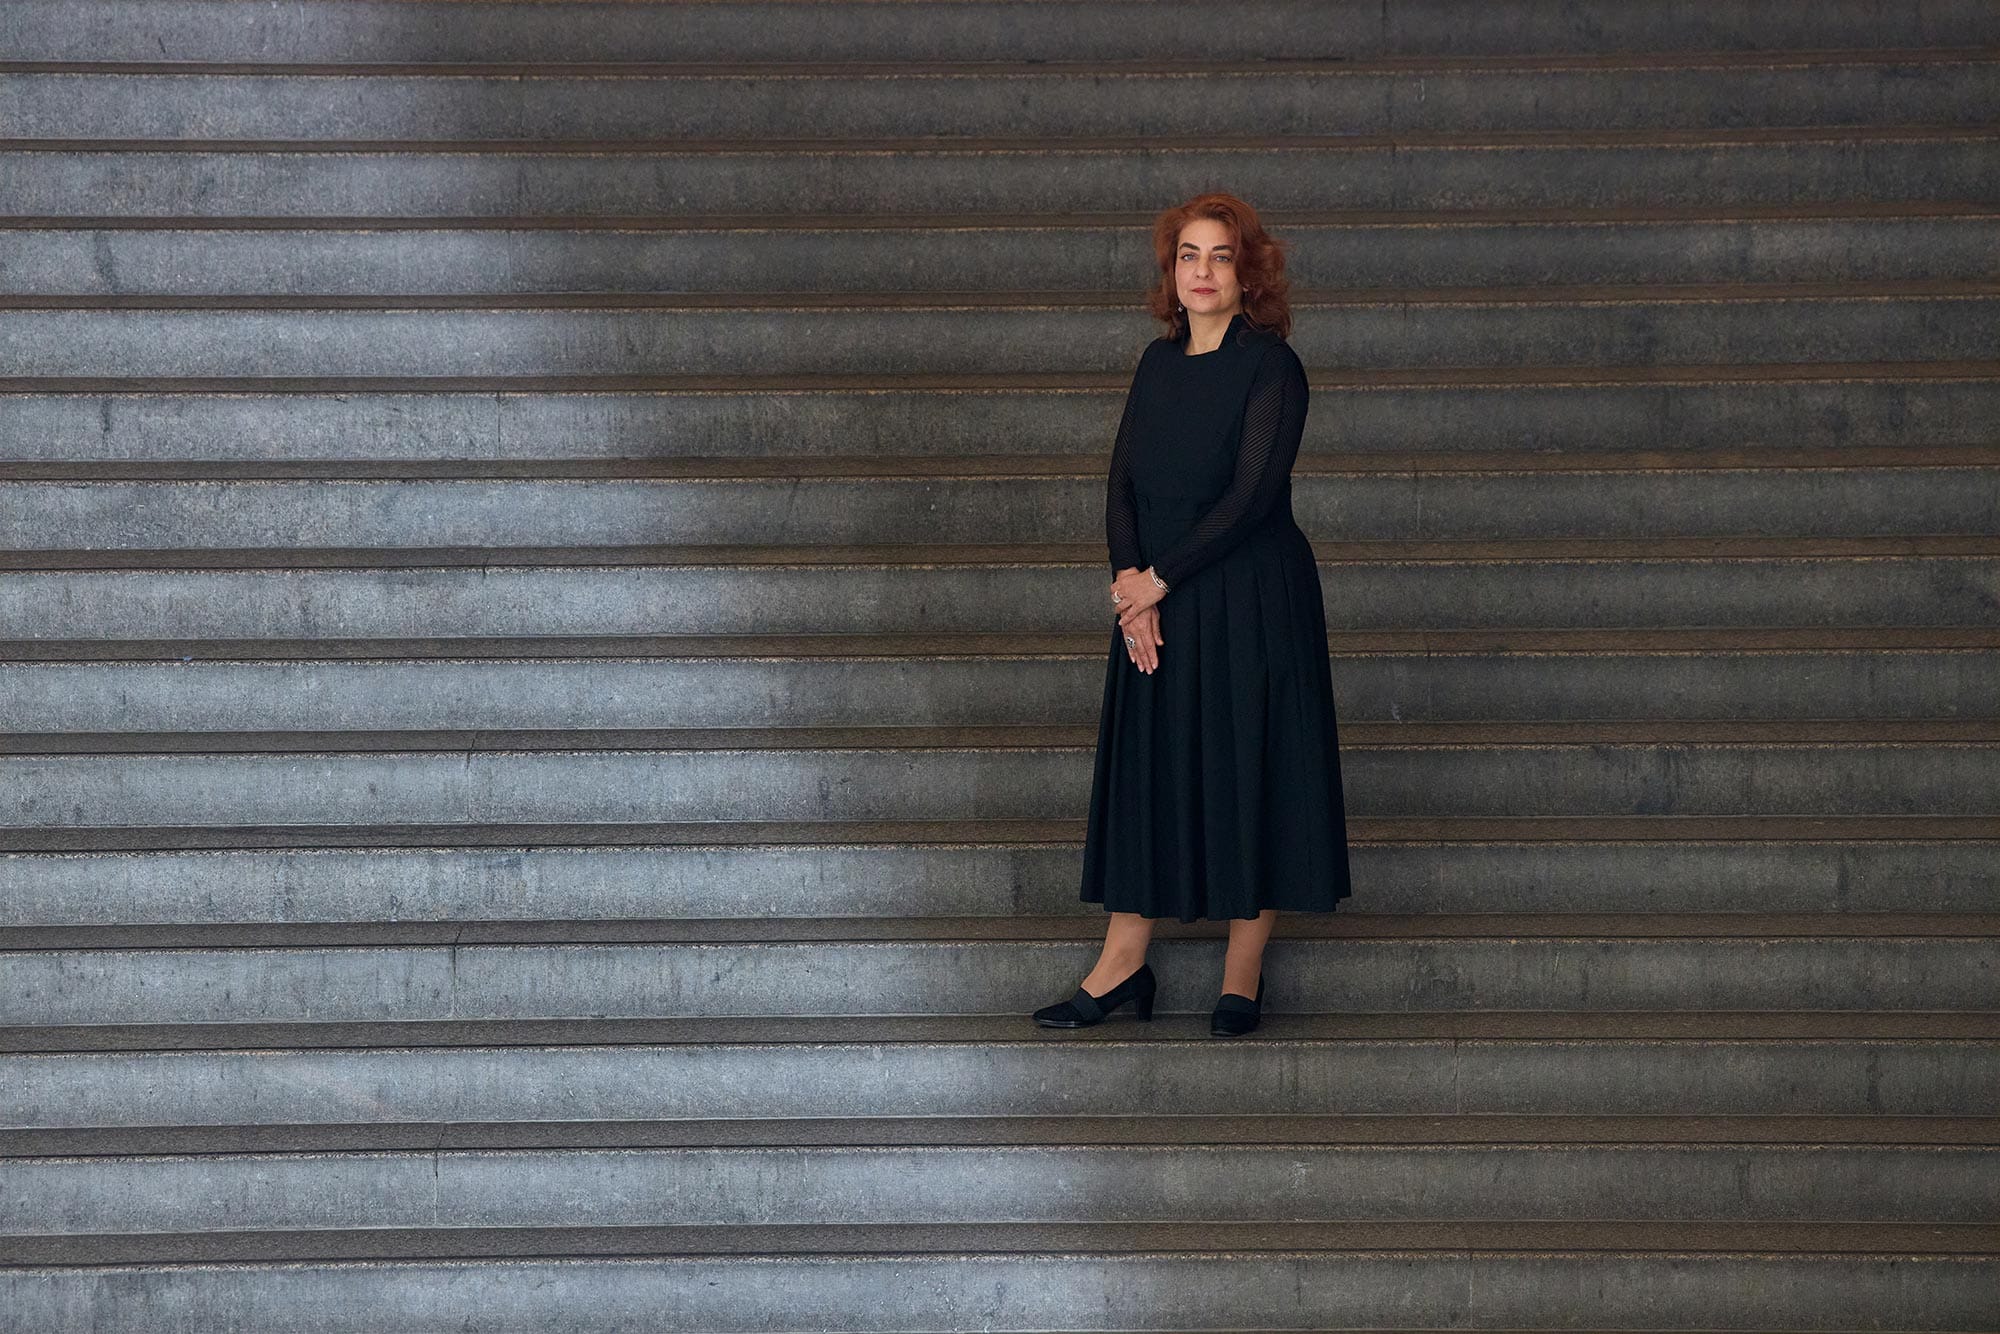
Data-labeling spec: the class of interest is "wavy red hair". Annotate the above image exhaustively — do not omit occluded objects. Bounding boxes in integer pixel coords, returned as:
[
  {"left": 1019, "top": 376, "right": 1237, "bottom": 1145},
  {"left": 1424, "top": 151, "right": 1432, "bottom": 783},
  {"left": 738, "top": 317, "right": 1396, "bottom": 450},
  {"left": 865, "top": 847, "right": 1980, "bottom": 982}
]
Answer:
[{"left": 1143, "top": 192, "right": 1293, "bottom": 342}]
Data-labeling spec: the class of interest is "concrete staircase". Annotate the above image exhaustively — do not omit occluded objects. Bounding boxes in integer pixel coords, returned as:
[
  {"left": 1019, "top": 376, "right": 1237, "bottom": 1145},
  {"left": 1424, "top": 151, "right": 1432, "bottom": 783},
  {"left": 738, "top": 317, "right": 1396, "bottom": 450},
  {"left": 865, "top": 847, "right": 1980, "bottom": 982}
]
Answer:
[{"left": 2, "top": 1, "right": 1997, "bottom": 1328}]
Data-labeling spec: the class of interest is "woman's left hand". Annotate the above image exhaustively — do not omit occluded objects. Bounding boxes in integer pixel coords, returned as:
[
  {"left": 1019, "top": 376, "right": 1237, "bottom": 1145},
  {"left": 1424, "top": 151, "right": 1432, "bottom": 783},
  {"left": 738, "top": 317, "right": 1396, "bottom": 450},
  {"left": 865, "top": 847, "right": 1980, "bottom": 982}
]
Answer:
[
  {"left": 1111, "top": 567, "right": 1165, "bottom": 622},
  {"left": 1119, "top": 605, "right": 1163, "bottom": 674}
]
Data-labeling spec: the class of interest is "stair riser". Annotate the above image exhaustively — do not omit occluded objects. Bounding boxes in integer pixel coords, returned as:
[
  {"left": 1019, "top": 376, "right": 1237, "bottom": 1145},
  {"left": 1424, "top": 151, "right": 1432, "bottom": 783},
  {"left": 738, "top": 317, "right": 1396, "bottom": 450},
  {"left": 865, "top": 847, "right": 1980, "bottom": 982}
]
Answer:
[
  {"left": 13, "top": 65, "right": 2000, "bottom": 141},
  {"left": 9, "top": 1251, "right": 1997, "bottom": 1333},
  {"left": 8, "top": 140, "right": 1994, "bottom": 216},
  {"left": 6, "top": 1253, "right": 1999, "bottom": 1333},
  {"left": 5, "top": 561, "right": 1993, "bottom": 636},
  {"left": 8, "top": 0, "right": 1999, "bottom": 61},
  {"left": 6, "top": 940, "right": 1995, "bottom": 1026},
  {"left": 6, "top": 1145, "right": 1989, "bottom": 1236},
  {"left": 10, "top": 1251, "right": 2000, "bottom": 1334},
  {"left": 10, "top": 468, "right": 1995, "bottom": 549},
  {"left": 9, "top": 300, "right": 1995, "bottom": 377},
  {"left": 6, "top": 744, "right": 1993, "bottom": 827},
  {"left": 8, "top": 381, "right": 1995, "bottom": 463},
  {"left": 6, "top": 1042, "right": 1991, "bottom": 1125},
  {"left": 6, "top": 651, "right": 1996, "bottom": 732},
  {"left": 5, "top": 219, "right": 1998, "bottom": 297},
  {"left": 5, "top": 842, "right": 1995, "bottom": 926}
]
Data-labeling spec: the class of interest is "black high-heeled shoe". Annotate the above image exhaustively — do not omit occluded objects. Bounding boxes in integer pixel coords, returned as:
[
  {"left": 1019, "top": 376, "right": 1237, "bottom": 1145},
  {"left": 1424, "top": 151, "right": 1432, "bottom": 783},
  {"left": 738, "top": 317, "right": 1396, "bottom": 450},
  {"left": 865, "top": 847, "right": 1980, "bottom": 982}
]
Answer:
[
  {"left": 1033, "top": 961, "right": 1156, "bottom": 1027},
  {"left": 1209, "top": 973, "right": 1264, "bottom": 1037}
]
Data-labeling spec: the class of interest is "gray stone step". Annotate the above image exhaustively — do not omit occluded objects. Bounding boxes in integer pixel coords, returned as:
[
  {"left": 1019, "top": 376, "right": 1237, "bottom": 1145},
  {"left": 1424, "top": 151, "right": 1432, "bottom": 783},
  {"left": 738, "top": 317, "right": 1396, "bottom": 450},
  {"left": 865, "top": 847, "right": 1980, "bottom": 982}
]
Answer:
[
  {"left": 5, "top": 209, "right": 1997, "bottom": 296},
  {"left": 6, "top": 628, "right": 1994, "bottom": 731},
  {"left": 8, "top": 0, "right": 1998, "bottom": 62},
  {"left": 6, "top": 3, "right": 1992, "bottom": 1329},
  {"left": 6, "top": 934, "right": 1995, "bottom": 1027},
  {"left": 11, "top": 908, "right": 1996, "bottom": 951},
  {"left": 5, "top": 1014, "right": 1993, "bottom": 1119},
  {"left": 7, "top": 129, "right": 1995, "bottom": 217},
  {"left": 13, "top": 1110, "right": 1994, "bottom": 1157},
  {"left": 4, "top": 721, "right": 1994, "bottom": 828},
  {"left": 4, "top": 539, "right": 1993, "bottom": 635},
  {"left": 8, "top": 450, "right": 1994, "bottom": 549},
  {"left": 7, "top": 367, "right": 1995, "bottom": 462},
  {"left": 9, "top": 286, "right": 1997, "bottom": 377},
  {"left": 2, "top": 818, "right": 1994, "bottom": 925},
  {"left": 6, "top": 1244, "right": 1996, "bottom": 1332},
  {"left": 6, "top": 1143, "right": 1991, "bottom": 1240},
  {"left": 11, "top": 54, "right": 1998, "bottom": 141},
  {"left": 12, "top": 1218, "right": 2000, "bottom": 1273}
]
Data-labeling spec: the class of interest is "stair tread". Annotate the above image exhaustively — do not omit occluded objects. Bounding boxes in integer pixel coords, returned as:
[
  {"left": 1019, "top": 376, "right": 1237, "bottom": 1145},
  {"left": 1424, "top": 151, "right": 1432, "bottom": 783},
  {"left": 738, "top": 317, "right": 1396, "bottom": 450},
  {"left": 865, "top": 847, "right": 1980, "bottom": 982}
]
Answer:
[
  {"left": 11, "top": 277, "right": 2000, "bottom": 310},
  {"left": 7, "top": 914, "right": 1996, "bottom": 952},
  {"left": 8, "top": 532, "right": 1999, "bottom": 571},
  {"left": 8, "top": 1010, "right": 1996, "bottom": 1054},
  {"left": 13, "top": 123, "right": 1999, "bottom": 153},
  {"left": 4, "top": 718, "right": 1994, "bottom": 755},
  {"left": 14, "top": 1219, "right": 2000, "bottom": 1267},
  {"left": 7, "top": 199, "right": 2000, "bottom": 230},
  {"left": 1, "top": 814, "right": 1990, "bottom": 854},
  {"left": 4, "top": 626, "right": 1998, "bottom": 660},
  {"left": 13, "top": 1113, "right": 1997, "bottom": 1159},
  {"left": 7, "top": 358, "right": 1995, "bottom": 394},
  {"left": 7, "top": 443, "right": 1998, "bottom": 482},
  {"left": 12, "top": 46, "right": 1999, "bottom": 78}
]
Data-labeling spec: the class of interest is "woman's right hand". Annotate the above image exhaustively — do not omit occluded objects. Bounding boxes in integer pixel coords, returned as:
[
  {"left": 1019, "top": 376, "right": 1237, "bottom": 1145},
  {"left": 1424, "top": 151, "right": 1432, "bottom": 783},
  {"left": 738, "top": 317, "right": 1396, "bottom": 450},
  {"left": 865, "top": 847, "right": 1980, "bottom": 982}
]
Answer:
[{"left": 1120, "top": 604, "right": 1163, "bottom": 674}]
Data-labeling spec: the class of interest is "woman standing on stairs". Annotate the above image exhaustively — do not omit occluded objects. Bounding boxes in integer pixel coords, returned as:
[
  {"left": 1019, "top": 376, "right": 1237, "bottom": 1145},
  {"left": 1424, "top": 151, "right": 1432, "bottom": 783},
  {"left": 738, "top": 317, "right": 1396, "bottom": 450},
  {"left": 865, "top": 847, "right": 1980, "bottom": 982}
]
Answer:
[{"left": 1034, "top": 192, "right": 1353, "bottom": 1038}]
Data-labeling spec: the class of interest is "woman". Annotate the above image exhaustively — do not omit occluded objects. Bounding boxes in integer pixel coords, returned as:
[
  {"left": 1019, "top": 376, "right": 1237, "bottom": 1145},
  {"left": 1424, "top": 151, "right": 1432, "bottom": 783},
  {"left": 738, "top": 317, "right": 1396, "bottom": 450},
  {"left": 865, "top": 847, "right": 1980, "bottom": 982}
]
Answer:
[{"left": 1033, "top": 192, "right": 1353, "bottom": 1038}]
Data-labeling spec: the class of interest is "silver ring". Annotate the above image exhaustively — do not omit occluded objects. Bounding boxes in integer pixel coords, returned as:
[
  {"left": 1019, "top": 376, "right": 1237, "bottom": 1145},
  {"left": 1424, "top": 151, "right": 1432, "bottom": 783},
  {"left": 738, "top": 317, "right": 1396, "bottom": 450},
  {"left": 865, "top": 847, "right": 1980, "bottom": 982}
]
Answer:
[{"left": 1124, "top": 635, "right": 1136, "bottom": 646}]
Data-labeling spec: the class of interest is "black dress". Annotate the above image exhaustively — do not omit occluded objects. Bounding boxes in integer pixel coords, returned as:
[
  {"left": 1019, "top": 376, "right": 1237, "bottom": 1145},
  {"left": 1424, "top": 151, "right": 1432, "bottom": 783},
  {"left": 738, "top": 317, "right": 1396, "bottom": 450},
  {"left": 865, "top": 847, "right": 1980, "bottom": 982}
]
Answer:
[{"left": 1079, "top": 310, "right": 1354, "bottom": 922}]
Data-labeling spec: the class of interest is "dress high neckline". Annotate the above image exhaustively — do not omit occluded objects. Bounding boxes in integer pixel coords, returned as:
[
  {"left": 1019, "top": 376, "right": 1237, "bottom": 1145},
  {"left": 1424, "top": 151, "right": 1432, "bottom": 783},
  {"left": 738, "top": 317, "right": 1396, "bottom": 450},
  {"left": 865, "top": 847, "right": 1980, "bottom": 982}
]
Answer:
[{"left": 1181, "top": 310, "right": 1246, "bottom": 357}]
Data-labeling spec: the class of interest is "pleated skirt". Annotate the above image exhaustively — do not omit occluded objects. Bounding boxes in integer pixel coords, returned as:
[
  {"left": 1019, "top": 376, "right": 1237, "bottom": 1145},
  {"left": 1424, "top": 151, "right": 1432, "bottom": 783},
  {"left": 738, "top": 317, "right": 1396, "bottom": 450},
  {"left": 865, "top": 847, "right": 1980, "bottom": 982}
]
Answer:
[{"left": 1079, "top": 513, "right": 1354, "bottom": 922}]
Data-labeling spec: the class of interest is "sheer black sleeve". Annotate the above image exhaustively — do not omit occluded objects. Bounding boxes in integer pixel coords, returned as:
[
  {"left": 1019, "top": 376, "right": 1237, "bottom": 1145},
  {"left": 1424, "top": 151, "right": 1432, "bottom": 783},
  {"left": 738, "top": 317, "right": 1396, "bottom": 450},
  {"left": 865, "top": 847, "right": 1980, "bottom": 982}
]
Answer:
[
  {"left": 1103, "top": 343, "right": 1149, "bottom": 573},
  {"left": 1150, "top": 342, "right": 1309, "bottom": 589}
]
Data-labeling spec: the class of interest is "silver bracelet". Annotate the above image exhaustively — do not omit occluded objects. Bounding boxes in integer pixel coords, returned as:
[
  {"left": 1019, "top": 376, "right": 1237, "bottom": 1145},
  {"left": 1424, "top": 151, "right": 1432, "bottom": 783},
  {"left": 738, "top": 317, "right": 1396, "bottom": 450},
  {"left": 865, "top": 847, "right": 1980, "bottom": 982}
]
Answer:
[{"left": 1148, "top": 569, "right": 1169, "bottom": 591}]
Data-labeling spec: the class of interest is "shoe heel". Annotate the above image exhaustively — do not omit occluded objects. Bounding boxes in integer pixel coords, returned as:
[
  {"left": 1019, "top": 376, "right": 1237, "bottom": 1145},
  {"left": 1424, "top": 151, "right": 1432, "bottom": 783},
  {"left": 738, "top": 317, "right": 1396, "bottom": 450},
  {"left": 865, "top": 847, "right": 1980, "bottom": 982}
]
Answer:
[{"left": 1133, "top": 991, "right": 1155, "bottom": 1021}]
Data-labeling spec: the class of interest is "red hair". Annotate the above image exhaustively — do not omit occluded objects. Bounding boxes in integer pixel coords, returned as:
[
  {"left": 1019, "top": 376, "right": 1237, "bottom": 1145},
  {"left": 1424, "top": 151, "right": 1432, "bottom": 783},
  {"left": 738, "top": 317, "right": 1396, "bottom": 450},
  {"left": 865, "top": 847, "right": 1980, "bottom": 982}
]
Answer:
[{"left": 1143, "top": 192, "right": 1294, "bottom": 341}]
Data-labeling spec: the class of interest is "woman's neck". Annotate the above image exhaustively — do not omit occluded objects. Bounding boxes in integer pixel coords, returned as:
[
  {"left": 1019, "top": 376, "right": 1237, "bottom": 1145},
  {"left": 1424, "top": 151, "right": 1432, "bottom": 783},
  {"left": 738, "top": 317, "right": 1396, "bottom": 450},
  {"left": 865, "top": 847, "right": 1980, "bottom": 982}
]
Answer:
[{"left": 1183, "top": 307, "right": 1242, "bottom": 355}]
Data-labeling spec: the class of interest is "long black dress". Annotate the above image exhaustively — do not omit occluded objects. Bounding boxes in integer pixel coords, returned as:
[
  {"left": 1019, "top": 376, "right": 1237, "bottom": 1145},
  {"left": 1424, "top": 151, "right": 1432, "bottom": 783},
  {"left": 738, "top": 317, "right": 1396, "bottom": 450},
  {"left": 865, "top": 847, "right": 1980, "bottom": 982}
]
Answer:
[{"left": 1079, "top": 310, "right": 1353, "bottom": 922}]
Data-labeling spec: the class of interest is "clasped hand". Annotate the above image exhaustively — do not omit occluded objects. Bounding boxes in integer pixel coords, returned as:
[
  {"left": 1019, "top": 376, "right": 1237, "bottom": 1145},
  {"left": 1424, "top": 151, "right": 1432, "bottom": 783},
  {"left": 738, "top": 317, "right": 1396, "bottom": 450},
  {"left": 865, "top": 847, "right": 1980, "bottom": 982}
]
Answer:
[{"left": 1111, "top": 567, "right": 1166, "bottom": 674}]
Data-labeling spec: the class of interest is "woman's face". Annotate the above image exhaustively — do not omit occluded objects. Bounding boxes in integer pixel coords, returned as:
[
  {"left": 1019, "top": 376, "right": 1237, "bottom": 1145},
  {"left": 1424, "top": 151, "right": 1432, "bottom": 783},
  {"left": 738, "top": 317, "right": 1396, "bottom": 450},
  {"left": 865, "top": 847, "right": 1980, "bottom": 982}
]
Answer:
[{"left": 1174, "top": 218, "right": 1243, "bottom": 318}]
